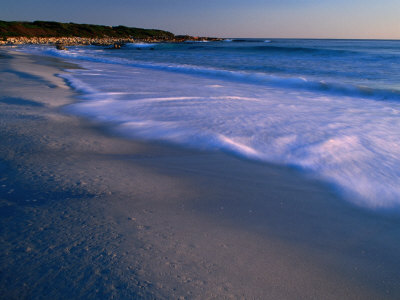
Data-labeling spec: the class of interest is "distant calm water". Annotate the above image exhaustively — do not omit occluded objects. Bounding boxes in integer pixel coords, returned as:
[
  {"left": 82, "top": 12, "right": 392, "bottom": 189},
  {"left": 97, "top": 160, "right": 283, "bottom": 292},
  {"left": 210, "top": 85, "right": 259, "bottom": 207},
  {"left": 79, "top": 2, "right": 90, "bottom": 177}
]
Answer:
[{"left": 19, "top": 39, "right": 400, "bottom": 208}]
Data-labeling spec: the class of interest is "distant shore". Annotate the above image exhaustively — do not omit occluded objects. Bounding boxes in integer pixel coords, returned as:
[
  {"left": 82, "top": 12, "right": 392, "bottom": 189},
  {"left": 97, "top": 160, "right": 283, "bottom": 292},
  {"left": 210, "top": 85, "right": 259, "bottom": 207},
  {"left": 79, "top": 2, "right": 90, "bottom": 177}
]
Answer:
[
  {"left": 0, "top": 20, "right": 223, "bottom": 46},
  {"left": 0, "top": 35, "right": 224, "bottom": 46}
]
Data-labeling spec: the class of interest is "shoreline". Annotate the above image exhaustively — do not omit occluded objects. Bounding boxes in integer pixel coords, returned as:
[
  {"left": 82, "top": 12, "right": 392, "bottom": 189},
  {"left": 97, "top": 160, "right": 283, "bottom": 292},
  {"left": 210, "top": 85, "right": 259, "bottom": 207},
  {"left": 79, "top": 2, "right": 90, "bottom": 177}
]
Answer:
[
  {"left": 1, "top": 49, "right": 400, "bottom": 299},
  {"left": 0, "top": 36, "right": 224, "bottom": 47}
]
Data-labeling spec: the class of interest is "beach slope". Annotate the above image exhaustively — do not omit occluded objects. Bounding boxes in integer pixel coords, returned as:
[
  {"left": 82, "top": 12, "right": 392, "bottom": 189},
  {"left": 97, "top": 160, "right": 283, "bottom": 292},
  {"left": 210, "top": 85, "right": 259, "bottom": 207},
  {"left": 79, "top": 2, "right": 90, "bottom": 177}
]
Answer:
[{"left": 1, "top": 49, "right": 400, "bottom": 299}]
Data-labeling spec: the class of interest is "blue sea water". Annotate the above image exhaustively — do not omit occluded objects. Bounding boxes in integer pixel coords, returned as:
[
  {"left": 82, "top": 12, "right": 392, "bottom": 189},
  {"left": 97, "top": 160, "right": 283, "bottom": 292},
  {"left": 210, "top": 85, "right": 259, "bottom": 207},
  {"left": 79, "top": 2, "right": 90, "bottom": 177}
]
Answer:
[{"left": 18, "top": 39, "right": 400, "bottom": 208}]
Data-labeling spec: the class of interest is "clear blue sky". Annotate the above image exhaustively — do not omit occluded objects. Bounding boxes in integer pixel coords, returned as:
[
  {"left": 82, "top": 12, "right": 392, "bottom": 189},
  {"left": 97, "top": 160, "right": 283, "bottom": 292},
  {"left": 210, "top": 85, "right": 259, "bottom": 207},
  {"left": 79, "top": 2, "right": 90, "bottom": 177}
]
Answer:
[{"left": 1, "top": 0, "right": 399, "bottom": 39}]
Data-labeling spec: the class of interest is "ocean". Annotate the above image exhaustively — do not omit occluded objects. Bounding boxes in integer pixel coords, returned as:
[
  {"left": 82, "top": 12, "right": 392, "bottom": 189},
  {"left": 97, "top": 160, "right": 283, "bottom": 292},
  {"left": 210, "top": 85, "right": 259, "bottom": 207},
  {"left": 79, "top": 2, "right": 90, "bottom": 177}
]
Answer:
[{"left": 18, "top": 39, "right": 400, "bottom": 209}]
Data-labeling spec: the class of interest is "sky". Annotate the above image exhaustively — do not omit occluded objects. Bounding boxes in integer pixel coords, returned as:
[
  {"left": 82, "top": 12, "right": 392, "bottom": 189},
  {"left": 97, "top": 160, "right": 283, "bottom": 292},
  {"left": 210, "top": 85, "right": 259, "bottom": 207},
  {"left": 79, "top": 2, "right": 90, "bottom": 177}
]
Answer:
[{"left": 1, "top": 0, "right": 399, "bottom": 39}]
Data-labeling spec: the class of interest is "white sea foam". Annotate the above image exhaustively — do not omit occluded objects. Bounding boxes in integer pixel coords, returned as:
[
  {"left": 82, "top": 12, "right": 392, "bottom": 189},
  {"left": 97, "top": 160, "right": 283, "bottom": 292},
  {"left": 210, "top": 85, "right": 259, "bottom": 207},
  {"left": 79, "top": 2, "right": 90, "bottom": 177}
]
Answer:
[
  {"left": 17, "top": 44, "right": 400, "bottom": 209},
  {"left": 53, "top": 59, "right": 400, "bottom": 209}
]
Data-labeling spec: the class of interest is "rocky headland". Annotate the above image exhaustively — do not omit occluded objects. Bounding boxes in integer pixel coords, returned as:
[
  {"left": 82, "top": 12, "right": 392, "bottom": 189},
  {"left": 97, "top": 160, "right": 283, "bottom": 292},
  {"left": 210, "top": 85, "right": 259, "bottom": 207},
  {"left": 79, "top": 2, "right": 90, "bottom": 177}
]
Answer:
[{"left": 0, "top": 20, "right": 223, "bottom": 46}]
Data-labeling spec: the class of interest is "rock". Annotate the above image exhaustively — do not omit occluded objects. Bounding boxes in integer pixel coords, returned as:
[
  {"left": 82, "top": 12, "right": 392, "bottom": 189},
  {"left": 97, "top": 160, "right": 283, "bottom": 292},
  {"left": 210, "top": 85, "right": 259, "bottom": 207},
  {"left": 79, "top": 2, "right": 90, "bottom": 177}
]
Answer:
[{"left": 56, "top": 44, "right": 67, "bottom": 50}]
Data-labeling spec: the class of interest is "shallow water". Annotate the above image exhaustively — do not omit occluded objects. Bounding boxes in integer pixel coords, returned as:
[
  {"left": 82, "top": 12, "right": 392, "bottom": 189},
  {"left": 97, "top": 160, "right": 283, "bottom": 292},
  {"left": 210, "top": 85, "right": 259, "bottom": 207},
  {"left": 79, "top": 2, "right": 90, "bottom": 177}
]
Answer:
[{"left": 17, "top": 39, "right": 400, "bottom": 209}]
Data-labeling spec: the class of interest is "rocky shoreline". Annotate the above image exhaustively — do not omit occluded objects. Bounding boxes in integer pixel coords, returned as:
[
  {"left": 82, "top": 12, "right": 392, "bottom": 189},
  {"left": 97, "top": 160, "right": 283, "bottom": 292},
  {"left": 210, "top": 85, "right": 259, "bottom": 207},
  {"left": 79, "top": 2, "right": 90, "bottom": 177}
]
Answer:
[
  {"left": 0, "top": 36, "right": 224, "bottom": 46},
  {"left": 0, "top": 20, "right": 224, "bottom": 47}
]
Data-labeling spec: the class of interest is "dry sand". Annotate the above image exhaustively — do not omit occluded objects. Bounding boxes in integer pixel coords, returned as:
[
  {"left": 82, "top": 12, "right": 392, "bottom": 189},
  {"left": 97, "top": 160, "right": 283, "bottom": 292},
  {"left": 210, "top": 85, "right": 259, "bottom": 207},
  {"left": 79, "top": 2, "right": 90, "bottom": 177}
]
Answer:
[{"left": 1, "top": 49, "right": 400, "bottom": 299}]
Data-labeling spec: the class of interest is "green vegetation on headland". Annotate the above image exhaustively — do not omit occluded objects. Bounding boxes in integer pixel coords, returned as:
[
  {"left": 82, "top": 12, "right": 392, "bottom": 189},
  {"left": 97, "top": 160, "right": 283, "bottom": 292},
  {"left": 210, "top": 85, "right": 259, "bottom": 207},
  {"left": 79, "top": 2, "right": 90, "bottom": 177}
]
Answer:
[
  {"left": 0, "top": 20, "right": 174, "bottom": 39},
  {"left": 0, "top": 20, "right": 222, "bottom": 46}
]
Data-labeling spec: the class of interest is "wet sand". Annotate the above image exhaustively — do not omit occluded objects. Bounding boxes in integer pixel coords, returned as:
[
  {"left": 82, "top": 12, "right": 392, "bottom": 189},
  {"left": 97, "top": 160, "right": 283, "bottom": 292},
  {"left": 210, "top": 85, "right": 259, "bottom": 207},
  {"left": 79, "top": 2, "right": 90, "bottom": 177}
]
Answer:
[{"left": 1, "top": 49, "right": 400, "bottom": 299}]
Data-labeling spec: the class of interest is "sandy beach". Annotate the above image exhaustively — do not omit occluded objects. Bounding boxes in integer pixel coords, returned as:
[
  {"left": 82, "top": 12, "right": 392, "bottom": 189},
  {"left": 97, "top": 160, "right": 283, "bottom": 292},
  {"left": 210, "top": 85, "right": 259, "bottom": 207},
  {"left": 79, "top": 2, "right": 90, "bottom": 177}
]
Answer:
[{"left": 1, "top": 49, "right": 400, "bottom": 299}]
